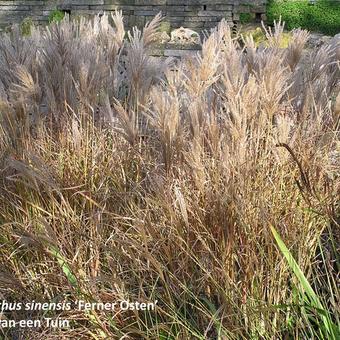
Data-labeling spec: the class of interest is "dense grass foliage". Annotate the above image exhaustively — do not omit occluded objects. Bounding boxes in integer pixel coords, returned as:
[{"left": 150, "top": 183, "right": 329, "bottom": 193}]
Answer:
[
  {"left": 267, "top": 0, "right": 340, "bottom": 35},
  {"left": 0, "top": 13, "right": 339, "bottom": 339}
]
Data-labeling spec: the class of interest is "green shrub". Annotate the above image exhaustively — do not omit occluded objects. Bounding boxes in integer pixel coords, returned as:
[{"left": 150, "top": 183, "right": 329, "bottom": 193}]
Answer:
[
  {"left": 242, "top": 27, "right": 267, "bottom": 45},
  {"left": 48, "top": 9, "right": 65, "bottom": 24},
  {"left": 241, "top": 26, "right": 292, "bottom": 47},
  {"left": 240, "top": 12, "right": 253, "bottom": 24},
  {"left": 267, "top": 0, "right": 340, "bottom": 35},
  {"left": 21, "top": 17, "right": 33, "bottom": 36},
  {"left": 159, "top": 21, "right": 171, "bottom": 34}
]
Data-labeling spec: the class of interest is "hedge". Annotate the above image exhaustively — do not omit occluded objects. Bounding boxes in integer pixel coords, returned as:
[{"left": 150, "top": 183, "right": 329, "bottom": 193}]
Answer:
[{"left": 266, "top": 0, "right": 340, "bottom": 35}]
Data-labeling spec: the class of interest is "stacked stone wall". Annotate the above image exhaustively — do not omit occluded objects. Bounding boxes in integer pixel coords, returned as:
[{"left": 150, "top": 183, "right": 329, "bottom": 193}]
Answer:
[{"left": 0, "top": 0, "right": 267, "bottom": 30}]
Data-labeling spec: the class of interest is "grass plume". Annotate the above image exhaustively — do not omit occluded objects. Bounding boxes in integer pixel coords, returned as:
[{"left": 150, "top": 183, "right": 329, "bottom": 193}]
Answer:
[{"left": 0, "top": 13, "right": 339, "bottom": 339}]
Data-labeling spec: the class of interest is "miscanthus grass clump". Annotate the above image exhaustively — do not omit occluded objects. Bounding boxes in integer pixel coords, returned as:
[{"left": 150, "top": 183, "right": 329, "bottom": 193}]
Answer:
[{"left": 0, "top": 13, "right": 339, "bottom": 339}]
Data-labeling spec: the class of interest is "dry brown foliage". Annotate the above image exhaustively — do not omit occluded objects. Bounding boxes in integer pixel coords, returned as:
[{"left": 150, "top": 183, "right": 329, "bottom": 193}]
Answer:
[{"left": 0, "top": 13, "right": 339, "bottom": 339}]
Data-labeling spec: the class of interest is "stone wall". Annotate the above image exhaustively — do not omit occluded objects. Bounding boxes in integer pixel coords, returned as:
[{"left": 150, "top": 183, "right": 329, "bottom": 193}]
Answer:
[{"left": 0, "top": 1, "right": 267, "bottom": 31}]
